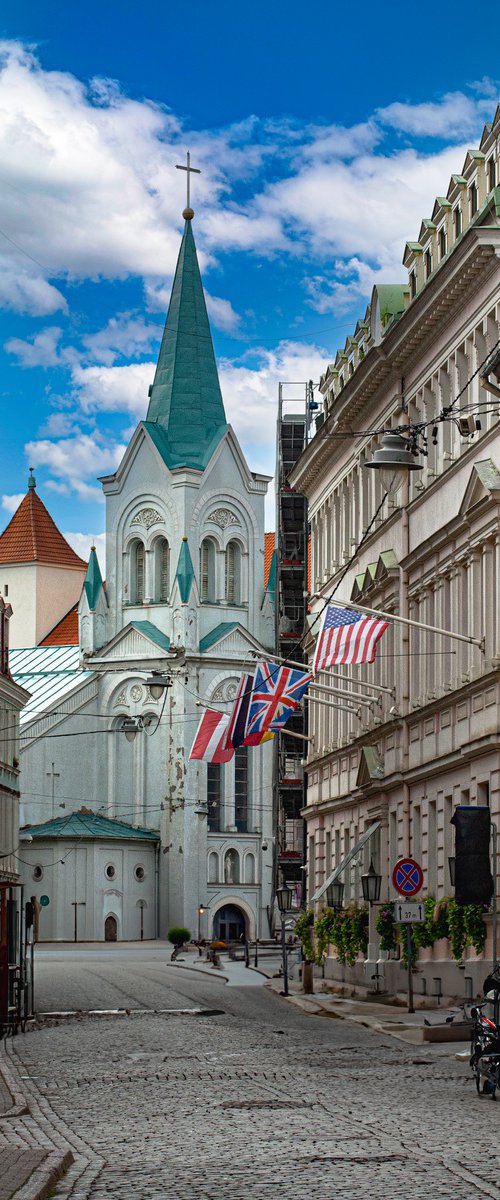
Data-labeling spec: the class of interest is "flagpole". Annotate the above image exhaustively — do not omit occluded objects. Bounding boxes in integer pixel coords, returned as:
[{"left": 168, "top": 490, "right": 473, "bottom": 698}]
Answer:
[
  {"left": 310, "top": 680, "right": 377, "bottom": 709},
  {"left": 308, "top": 695, "right": 362, "bottom": 718},
  {"left": 250, "top": 650, "right": 394, "bottom": 695},
  {"left": 312, "top": 597, "right": 484, "bottom": 650},
  {"left": 279, "top": 727, "right": 314, "bottom": 745}
]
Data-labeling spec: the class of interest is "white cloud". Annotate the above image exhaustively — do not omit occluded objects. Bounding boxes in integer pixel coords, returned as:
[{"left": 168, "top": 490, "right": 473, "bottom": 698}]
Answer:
[
  {"left": 82, "top": 314, "right": 162, "bottom": 366},
  {"left": 377, "top": 90, "right": 495, "bottom": 139},
  {"left": 205, "top": 293, "right": 241, "bottom": 334},
  {"left": 1, "top": 493, "right": 24, "bottom": 514},
  {"left": 4, "top": 326, "right": 77, "bottom": 367},
  {"left": 71, "top": 362, "right": 154, "bottom": 418},
  {"left": 0, "top": 267, "right": 66, "bottom": 315},
  {"left": 63, "top": 530, "right": 106, "bottom": 569},
  {"left": 25, "top": 432, "right": 126, "bottom": 501},
  {"left": 219, "top": 340, "right": 328, "bottom": 477}
]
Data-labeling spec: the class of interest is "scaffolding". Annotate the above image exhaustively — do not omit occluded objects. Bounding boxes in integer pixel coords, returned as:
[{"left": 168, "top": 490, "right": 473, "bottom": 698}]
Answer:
[{"left": 274, "top": 382, "right": 316, "bottom": 901}]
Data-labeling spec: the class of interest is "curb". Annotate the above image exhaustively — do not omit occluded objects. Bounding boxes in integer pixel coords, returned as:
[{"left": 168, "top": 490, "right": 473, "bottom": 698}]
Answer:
[
  {"left": 0, "top": 1058, "right": 29, "bottom": 1118},
  {"left": 13, "top": 1150, "right": 74, "bottom": 1200}
]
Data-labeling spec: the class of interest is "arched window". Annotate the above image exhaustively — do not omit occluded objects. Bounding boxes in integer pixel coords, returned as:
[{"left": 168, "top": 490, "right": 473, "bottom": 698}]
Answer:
[
  {"left": 224, "top": 848, "right": 240, "bottom": 884},
  {"left": 208, "top": 852, "right": 219, "bottom": 884},
  {"left": 244, "top": 853, "right": 256, "bottom": 885},
  {"left": 154, "top": 537, "right": 170, "bottom": 602},
  {"left": 200, "top": 538, "right": 216, "bottom": 602},
  {"left": 234, "top": 746, "right": 248, "bottom": 832},
  {"left": 131, "top": 539, "right": 144, "bottom": 603},
  {"left": 225, "top": 540, "right": 241, "bottom": 604},
  {"left": 207, "top": 763, "right": 223, "bottom": 831}
]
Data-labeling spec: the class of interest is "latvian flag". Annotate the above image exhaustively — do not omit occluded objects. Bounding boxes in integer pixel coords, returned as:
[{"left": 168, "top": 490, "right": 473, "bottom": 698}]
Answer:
[
  {"left": 189, "top": 709, "right": 234, "bottom": 763},
  {"left": 312, "top": 605, "right": 389, "bottom": 673}
]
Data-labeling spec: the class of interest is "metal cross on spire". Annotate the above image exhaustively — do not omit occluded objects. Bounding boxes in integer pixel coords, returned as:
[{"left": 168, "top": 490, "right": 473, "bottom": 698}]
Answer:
[{"left": 176, "top": 151, "right": 201, "bottom": 219}]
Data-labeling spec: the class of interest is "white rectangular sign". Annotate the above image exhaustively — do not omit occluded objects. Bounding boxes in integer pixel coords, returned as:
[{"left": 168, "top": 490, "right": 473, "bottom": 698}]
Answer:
[{"left": 395, "top": 901, "right": 425, "bottom": 924}]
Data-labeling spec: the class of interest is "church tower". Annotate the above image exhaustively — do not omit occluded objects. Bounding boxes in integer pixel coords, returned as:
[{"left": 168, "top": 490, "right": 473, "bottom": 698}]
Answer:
[{"left": 94, "top": 189, "right": 274, "bottom": 939}]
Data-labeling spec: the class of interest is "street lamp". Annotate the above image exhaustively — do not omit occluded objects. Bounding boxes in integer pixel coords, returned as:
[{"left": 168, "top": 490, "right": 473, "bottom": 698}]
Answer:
[
  {"left": 365, "top": 430, "right": 422, "bottom": 495},
  {"left": 276, "top": 885, "right": 295, "bottom": 996},
  {"left": 197, "top": 904, "right": 206, "bottom": 944},
  {"left": 326, "top": 879, "right": 344, "bottom": 909},
  {"left": 144, "top": 671, "right": 172, "bottom": 700},
  {"left": 361, "top": 860, "right": 382, "bottom": 906}
]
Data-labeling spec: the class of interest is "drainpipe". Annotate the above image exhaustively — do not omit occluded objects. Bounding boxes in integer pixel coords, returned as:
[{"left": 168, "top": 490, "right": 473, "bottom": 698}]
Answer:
[
  {"left": 400, "top": 459, "right": 411, "bottom": 856},
  {"left": 155, "top": 841, "right": 160, "bottom": 940}
]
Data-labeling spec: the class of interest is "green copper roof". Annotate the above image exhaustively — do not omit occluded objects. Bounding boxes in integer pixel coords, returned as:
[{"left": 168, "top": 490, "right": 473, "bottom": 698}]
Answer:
[
  {"left": 83, "top": 547, "right": 104, "bottom": 610},
  {"left": 144, "top": 219, "right": 227, "bottom": 471},
  {"left": 23, "top": 809, "right": 159, "bottom": 841},
  {"left": 175, "top": 537, "right": 195, "bottom": 603},
  {"left": 130, "top": 621, "right": 171, "bottom": 652},
  {"left": 199, "top": 622, "right": 238, "bottom": 654}
]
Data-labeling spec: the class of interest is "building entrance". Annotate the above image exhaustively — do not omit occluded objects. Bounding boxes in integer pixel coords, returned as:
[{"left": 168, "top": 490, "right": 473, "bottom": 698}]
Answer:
[{"left": 213, "top": 905, "right": 246, "bottom": 942}]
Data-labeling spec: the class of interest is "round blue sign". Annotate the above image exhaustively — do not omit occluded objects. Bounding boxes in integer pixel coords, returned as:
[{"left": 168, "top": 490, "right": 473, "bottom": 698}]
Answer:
[{"left": 39, "top": 895, "right": 50, "bottom": 907}]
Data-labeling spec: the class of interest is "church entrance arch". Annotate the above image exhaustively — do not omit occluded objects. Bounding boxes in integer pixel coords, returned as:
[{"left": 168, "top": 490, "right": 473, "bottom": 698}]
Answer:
[
  {"left": 105, "top": 914, "right": 118, "bottom": 942},
  {"left": 213, "top": 904, "right": 246, "bottom": 943}
]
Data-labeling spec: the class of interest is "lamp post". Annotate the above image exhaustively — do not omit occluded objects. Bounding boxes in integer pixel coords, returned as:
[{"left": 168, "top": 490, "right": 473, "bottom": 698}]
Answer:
[
  {"left": 361, "top": 859, "right": 382, "bottom": 964},
  {"left": 276, "top": 884, "right": 295, "bottom": 996},
  {"left": 197, "top": 904, "right": 205, "bottom": 944}
]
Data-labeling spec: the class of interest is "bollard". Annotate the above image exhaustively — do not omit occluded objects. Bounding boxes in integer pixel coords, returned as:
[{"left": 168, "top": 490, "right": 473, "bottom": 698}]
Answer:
[{"left": 302, "top": 961, "right": 314, "bottom": 994}]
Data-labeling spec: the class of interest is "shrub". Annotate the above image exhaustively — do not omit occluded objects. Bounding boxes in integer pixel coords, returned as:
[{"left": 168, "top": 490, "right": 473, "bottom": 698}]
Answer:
[{"left": 168, "top": 926, "right": 191, "bottom": 947}]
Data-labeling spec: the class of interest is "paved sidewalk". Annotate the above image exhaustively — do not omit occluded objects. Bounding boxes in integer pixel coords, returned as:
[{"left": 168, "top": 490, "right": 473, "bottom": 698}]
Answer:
[{"left": 0, "top": 1049, "right": 73, "bottom": 1200}]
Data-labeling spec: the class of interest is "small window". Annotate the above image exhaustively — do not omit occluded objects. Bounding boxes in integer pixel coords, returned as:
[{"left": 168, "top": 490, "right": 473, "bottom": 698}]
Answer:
[
  {"left": 469, "top": 182, "right": 478, "bottom": 217},
  {"left": 130, "top": 540, "right": 144, "bottom": 603},
  {"left": 424, "top": 248, "right": 432, "bottom": 279},
  {"left": 105, "top": 863, "right": 116, "bottom": 880},
  {"left": 154, "top": 538, "right": 169, "bottom": 603},
  {"left": 488, "top": 158, "right": 496, "bottom": 192},
  {"left": 32, "top": 865, "right": 44, "bottom": 881},
  {"left": 410, "top": 271, "right": 417, "bottom": 299},
  {"left": 134, "top": 865, "right": 145, "bottom": 882},
  {"left": 200, "top": 539, "right": 216, "bottom": 602},
  {"left": 439, "top": 227, "right": 446, "bottom": 259},
  {"left": 225, "top": 541, "right": 241, "bottom": 605},
  {"left": 454, "top": 206, "right": 462, "bottom": 238},
  {"left": 3, "top": 585, "right": 7, "bottom": 597}
]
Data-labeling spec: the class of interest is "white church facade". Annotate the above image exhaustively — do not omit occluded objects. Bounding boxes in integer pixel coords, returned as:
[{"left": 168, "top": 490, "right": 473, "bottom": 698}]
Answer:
[{"left": 3, "top": 209, "right": 275, "bottom": 942}]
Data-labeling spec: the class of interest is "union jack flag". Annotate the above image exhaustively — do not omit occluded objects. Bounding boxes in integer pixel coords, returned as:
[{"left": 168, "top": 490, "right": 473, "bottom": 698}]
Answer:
[
  {"left": 312, "top": 605, "right": 389, "bottom": 673},
  {"left": 245, "top": 661, "right": 312, "bottom": 740}
]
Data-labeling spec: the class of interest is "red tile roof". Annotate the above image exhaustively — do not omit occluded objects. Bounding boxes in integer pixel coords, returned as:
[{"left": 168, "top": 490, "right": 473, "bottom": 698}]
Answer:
[
  {"left": 264, "top": 532, "right": 275, "bottom": 589},
  {"left": 40, "top": 605, "right": 79, "bottom": 646},
  {"left": 0, "top": 489, "right": 87, "bottom": 568}
]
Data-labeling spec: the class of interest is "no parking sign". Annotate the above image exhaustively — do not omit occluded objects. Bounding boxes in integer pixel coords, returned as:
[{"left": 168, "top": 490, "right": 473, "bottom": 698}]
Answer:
[{"left": 392, "top": 858, "right": 423, "bottom": 897}]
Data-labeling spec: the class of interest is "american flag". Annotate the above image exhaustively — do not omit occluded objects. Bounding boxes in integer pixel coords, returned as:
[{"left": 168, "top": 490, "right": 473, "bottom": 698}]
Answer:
[
  {"left": 245, "top": 662, "right": 312, "bottom": 740},
  {"left": 312, "top": 605, "right": 389, "bottom": 673}
]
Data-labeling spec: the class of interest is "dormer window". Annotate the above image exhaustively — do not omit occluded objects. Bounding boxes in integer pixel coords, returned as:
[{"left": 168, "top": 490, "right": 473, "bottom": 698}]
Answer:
[
  {"left": 410, "top": 270, "right": 417, "bottom": 299},
  {"left": 424, "top": 248, "right": 432, "bottom": 279},
  {"left": 454, "top": 206, "right": 462, "bottom": 238},
  {"left": 469, "top": 181, "right": 478, "bottom": 217},
  {"left": 488, "top": 158, "right": 496, "bottom": 191},
  {"left": 439, "top": 227, "right": 447, "bottom": 259}
]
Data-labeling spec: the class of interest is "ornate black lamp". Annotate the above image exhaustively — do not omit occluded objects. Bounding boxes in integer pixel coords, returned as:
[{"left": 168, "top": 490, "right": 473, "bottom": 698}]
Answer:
[
  {"left": 276, "top": 885, "right": 295, "bottom": 996},
  {"left": 361, "top": 860, "right": 382, "bottom": 906},
  {"left": 326, "top": 880, "right": 345, "bottom": 910}
]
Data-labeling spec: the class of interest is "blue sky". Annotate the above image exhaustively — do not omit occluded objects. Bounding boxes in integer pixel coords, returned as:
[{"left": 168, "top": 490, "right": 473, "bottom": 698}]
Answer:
[{"left": 0, "top": 0, "right": 498, "bottom": 557}]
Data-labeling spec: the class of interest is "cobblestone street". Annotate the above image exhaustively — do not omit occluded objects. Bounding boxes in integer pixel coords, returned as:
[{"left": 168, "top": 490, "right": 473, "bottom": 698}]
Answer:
[{"left": 2, "top": 947, "right": 500, "bottom": 1199}]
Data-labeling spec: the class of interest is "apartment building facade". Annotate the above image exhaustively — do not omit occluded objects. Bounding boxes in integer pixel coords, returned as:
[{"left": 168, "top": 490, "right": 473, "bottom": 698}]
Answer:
[{"left": 290, "top": 107, "right": 500, "bottom": 997}]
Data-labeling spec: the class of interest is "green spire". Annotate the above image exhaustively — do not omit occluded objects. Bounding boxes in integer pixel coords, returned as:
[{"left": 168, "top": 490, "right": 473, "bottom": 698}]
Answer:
[
  {"left": 144, "top": 218, "right": 227, "bottom": 471},
  {"left": 175, "top": 537, "right": 195, "bottom": 603},
  {"left": 83, "top": 546, "right": 104, "bottom": 610}
]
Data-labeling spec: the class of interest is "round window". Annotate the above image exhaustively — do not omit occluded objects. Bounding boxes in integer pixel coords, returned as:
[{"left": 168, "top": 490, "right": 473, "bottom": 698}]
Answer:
[
  {"left": 134, "top": 865, "right": 145, "bottom": 882},
  {"left": 105, "top": 863, "right": 116, "bottom": 880},
  {"left": 32, "top": 865, "right": 44, "bottom": 881}
]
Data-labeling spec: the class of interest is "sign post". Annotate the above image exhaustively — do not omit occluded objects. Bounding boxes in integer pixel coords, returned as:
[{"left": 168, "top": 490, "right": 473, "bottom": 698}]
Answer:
[{"left": 392, "top": 858, "right": 424, "bottom": 1015}]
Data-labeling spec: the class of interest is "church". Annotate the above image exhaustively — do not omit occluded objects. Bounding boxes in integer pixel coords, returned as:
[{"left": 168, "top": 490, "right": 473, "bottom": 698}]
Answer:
[{"left": 1, "top": 201, "right": 276, "bottom": 943}]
